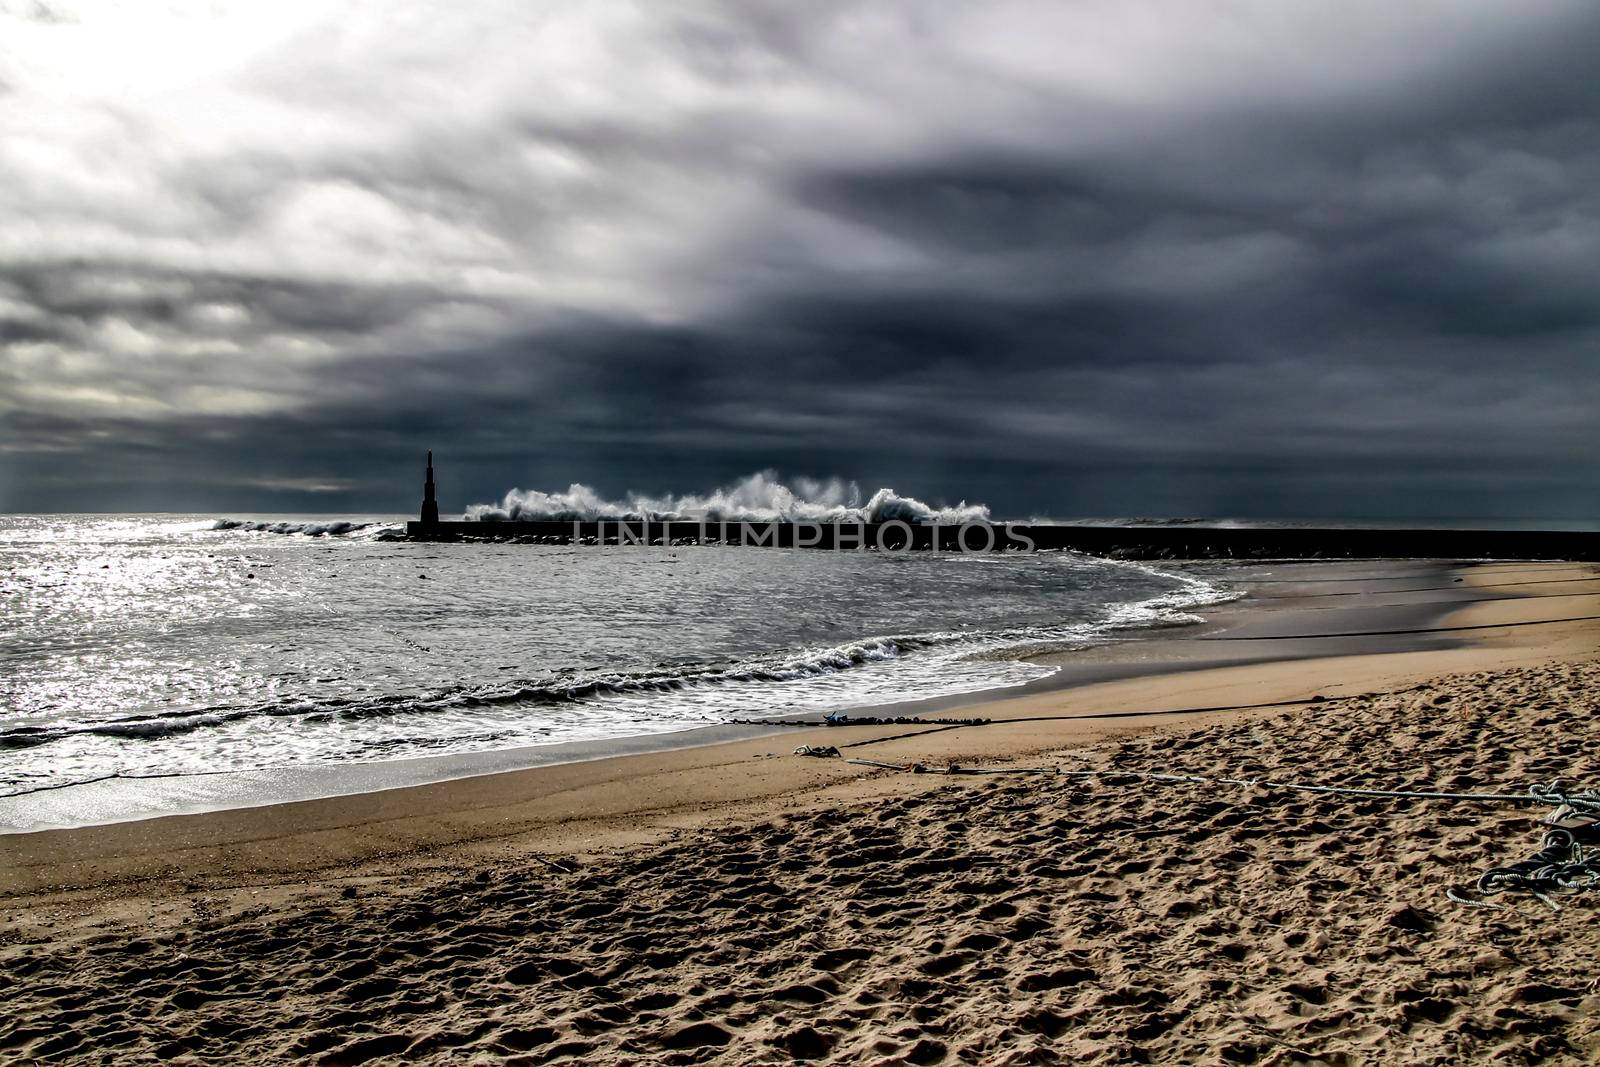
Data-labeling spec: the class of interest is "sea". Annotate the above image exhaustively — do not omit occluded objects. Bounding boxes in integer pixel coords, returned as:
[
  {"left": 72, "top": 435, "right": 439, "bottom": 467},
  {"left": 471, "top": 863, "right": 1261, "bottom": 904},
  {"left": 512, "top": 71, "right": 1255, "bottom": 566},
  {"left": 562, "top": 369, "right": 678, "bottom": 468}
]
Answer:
[{"left": 0, "top": 514, "right": 1236, "bottom": 806}]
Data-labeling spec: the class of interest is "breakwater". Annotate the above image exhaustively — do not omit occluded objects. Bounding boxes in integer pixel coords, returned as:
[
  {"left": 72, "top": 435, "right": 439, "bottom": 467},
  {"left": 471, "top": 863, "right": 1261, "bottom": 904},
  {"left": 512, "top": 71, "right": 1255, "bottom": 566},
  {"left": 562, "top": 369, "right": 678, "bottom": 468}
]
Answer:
[{"left": 404, "top": 520, "right": 1598, "bottom": 561}]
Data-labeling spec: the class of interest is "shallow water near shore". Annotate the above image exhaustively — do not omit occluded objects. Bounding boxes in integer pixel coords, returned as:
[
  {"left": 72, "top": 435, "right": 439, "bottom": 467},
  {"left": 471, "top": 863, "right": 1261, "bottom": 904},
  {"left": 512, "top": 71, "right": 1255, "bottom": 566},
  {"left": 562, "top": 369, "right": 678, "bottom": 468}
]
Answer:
[{"left": 1, "top": 514, "right": 1233, "bottom": 805}]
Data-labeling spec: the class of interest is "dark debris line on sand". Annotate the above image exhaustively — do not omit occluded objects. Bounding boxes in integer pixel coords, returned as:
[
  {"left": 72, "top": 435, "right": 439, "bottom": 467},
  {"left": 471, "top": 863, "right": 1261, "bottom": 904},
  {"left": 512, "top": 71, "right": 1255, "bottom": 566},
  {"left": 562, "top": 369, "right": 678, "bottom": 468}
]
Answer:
[{"left": 5, "top": 662, "right": 1600, "bottom": 1065}]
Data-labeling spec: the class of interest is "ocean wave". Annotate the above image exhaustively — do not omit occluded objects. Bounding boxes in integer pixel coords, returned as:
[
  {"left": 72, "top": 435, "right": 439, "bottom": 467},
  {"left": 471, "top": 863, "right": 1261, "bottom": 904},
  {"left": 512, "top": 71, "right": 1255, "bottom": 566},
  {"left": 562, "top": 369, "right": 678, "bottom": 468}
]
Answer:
[
  {"left": 464, "top": 471, "right": 992, "bottom": 525},
  {"left": 0, "top": 633, "right": 956, "bottom": 752},
  {"left": 209, "top": 519, "right": 403, "bottom": 539},
  {"left": 1100, "top": 559, "right": 1244, "bottom": 628},
  {"left": 0, "top": 562, "right": 1236, "bottom": 760}
]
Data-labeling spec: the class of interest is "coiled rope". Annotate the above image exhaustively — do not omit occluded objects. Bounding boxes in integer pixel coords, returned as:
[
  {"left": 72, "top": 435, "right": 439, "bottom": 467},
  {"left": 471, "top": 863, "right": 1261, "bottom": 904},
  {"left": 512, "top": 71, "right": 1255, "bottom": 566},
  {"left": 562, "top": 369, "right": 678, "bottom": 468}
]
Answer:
[{"left": 1446, "top": 783, "right": 1600, "bottom": 912}]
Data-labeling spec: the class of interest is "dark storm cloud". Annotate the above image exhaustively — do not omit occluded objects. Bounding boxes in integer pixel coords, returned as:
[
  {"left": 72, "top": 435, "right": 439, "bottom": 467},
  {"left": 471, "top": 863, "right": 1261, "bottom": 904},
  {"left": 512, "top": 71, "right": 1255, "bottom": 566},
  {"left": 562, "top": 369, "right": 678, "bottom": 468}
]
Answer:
[{"left": 2, "top": 1, "right": 1598, "bottom": 519}]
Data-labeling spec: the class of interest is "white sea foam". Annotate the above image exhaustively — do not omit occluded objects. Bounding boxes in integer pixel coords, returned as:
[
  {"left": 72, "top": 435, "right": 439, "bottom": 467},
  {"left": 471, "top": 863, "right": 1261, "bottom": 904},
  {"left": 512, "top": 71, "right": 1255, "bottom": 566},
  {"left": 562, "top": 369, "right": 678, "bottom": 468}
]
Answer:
[
  {"left": 464, "top": 471, "right": 992, "bottom": 525},
  {"left": 1099, "top": 558, "right": 1245, "bottom": 629},
  {"left": 209, "top": 519, "right": 401, "bottom": 538}
]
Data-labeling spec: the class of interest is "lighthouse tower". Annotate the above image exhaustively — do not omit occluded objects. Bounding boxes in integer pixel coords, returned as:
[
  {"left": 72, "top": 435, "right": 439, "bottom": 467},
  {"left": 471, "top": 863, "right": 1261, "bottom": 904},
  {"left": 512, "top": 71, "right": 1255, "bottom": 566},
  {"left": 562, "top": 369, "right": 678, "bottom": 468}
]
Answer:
[{"left": 420, "top": 450, "right": 440, "bottom": 524}]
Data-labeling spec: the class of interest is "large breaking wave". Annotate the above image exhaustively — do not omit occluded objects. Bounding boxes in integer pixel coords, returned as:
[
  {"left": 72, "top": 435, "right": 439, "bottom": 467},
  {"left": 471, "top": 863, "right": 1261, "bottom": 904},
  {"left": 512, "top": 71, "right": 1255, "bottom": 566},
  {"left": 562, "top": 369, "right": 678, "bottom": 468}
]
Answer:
[{"left": 465, "top": 471, "right": 992, "bottom": 525}]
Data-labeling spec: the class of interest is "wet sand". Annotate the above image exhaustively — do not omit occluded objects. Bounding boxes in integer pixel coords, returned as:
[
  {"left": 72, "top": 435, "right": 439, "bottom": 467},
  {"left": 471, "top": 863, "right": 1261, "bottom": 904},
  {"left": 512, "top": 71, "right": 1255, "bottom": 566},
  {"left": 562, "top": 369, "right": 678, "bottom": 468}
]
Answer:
[{"left": 3, "top": 560, "right": 1599, "bottom": 1063}]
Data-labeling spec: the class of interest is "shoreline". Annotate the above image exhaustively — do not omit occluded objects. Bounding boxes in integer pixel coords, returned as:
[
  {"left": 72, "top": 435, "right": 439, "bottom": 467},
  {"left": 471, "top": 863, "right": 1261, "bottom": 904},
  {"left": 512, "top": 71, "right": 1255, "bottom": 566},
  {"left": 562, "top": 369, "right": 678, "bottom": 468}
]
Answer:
[
  {"left": 0, "top": 557, "right": 1469, "bottom": 835},
  {"left": 4, "top": 559, "right": 1596, "bottom": 901}
]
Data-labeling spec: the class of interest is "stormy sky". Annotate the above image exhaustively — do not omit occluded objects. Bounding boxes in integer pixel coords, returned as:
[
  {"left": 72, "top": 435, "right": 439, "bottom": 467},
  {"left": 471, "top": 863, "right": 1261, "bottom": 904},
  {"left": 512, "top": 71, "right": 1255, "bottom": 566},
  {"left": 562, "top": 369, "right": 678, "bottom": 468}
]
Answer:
[{"left": 3, "top": 1, "right": 1598, "bottom": 520}]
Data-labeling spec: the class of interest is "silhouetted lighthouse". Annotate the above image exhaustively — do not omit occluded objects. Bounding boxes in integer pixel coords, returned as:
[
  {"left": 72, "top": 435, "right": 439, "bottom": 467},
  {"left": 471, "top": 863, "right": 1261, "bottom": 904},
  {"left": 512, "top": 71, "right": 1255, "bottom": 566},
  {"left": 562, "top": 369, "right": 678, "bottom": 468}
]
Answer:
[{"left": 420, "top": 450, "right": 440, "bottom": 524}]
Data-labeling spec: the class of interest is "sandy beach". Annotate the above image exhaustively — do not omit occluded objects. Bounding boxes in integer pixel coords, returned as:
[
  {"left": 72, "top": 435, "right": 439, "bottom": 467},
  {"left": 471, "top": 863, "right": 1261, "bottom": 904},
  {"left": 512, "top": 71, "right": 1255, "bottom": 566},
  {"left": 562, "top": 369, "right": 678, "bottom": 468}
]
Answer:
[{"left": 5, "top": 559, "right": 1600, "bottom": 1064}]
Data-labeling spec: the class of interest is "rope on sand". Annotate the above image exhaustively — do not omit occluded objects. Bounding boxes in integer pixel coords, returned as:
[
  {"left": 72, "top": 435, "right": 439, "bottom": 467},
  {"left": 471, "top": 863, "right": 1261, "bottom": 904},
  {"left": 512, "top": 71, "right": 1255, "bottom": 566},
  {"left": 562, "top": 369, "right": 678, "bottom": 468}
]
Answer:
[
  {"left": 1201, "top": 613, "right": 1600, "bottom": 641},
  {"left": 836, "top": 757, "right": 1560, "bottom": 805},
  {"left": 737, "top": 713, "right": 994, "bottom": 728},
  {"left": 731, "top": 695, "right": 1335, "bottom": 739},
  {"left": 731, "top": 684, "right": 1478, "bottom": 745},
  {"left": 807, "top": 746, "right": 1600, "bottom": 912}
]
